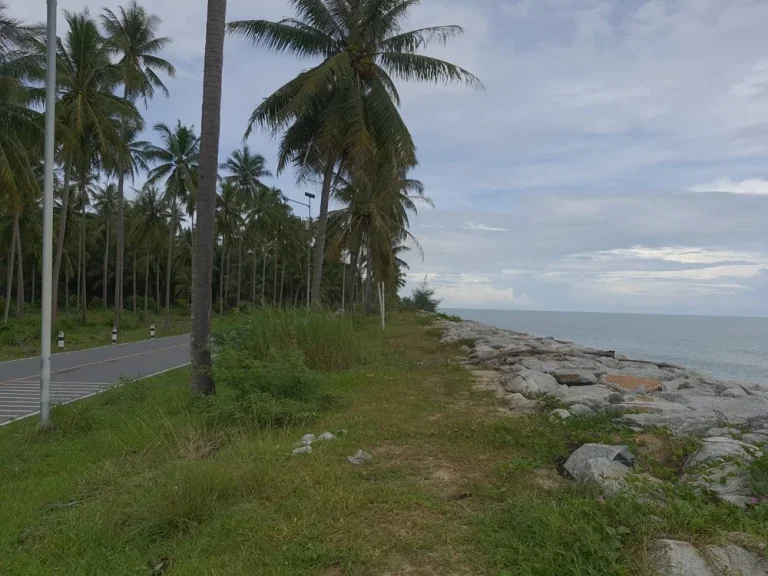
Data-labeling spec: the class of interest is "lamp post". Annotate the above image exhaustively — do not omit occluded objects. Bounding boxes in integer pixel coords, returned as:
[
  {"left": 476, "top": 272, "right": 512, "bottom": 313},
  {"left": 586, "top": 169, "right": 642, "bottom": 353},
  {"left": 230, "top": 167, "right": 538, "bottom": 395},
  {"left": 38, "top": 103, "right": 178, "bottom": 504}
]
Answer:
[
  {"left": 40, "top": 0, "right": 57, "bottom": 427},
  {"left": 286, "top": 193, "right": 315, "bottom": 309}
]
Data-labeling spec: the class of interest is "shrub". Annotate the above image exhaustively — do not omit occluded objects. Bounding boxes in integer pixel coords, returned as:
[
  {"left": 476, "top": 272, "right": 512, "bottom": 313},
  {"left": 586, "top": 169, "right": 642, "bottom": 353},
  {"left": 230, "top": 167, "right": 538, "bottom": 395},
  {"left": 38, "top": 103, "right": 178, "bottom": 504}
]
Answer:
[
  {"left": 89, "top": 296, "right": 105, "bottom": 308},
  {"left": 404, "top": 276, "right": 441, "bottom": 313},
  {"left": 213, "top": 308, "right": 363, "bottom": 371}
]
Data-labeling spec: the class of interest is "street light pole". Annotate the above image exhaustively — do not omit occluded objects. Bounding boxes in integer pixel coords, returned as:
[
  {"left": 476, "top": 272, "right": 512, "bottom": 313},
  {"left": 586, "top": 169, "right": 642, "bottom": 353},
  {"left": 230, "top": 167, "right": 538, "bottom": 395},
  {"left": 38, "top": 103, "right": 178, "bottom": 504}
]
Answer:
[{"left": 40, "top": 0, "right": 57, "bottom": 427}]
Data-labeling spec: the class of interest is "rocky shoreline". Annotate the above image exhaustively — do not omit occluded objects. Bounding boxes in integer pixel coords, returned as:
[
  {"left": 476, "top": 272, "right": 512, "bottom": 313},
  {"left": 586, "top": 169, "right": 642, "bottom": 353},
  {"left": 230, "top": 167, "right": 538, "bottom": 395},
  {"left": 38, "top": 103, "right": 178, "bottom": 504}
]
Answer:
[{"left": 437, "top": 316, "right": 768, "bottom": 573}]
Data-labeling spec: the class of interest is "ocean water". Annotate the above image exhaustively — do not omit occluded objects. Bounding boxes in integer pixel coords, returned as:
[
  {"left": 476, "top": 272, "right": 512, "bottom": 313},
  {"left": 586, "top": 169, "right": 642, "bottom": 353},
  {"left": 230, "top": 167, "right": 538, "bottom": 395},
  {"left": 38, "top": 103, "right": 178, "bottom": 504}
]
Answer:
[{"left": 445, "top": 309, "right": 768, "bottom": 386}]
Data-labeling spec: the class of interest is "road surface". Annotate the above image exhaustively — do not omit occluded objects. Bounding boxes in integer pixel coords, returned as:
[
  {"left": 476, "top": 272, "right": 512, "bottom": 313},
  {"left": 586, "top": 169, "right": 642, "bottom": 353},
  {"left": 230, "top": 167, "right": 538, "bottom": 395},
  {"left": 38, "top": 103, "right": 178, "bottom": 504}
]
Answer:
[{"left": 0, "top": 335, "right": 190, "bottom": 426}]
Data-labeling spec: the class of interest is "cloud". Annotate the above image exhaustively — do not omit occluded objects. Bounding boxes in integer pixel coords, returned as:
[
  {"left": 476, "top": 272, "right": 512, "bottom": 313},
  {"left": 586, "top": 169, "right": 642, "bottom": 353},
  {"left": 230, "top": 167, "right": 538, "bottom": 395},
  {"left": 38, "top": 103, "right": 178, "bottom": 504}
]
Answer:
[
  {"left": 689, "top": 178, "right": 768, "bottom": 195},
  {"left": 463, "top": 222, "right": 509, "bottom": 232}
]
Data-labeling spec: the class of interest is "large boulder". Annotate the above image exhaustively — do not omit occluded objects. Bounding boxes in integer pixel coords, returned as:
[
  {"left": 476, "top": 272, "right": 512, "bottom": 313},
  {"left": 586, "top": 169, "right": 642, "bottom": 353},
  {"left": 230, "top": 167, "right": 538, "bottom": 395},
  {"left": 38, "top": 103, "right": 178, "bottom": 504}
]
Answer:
[
  {"left": 553, "top": 370, "right": 599, "bottom": 386},
  {"left": 554, "top": 384, "right": 616, "bottom": 410},
  {"left": 649, "top": 539, "right": 768, "bottom": 576},
  {"left": 685, "top": 437, "right": 760, "bottom": 469},
  {"left": 563, "top": 444, "right": 636, "bottom": 496},
  {"left": 704, "top": 544, "right": 768, "bottom": 575},
  {"left": 502, "top": 368, "right": 560, "bottom": 397}
]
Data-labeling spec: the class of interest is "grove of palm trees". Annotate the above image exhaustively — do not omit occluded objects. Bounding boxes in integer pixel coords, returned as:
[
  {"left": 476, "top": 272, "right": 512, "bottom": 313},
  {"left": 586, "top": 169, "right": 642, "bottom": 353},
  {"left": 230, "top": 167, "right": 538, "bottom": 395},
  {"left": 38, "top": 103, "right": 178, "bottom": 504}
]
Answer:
[{"left": 0, "top": 0, "right": 480, "bottom": 387}]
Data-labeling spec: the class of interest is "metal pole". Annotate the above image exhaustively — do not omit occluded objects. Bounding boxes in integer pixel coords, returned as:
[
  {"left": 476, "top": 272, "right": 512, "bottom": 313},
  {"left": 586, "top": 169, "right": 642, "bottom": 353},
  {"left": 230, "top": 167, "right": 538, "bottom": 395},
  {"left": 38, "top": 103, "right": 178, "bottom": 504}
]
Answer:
[
  {"left": 306, "top": 198, "right": 312, "bottom": 309},
  {"left": 40, "top": 0, "right": 57, "bottom": 427}
]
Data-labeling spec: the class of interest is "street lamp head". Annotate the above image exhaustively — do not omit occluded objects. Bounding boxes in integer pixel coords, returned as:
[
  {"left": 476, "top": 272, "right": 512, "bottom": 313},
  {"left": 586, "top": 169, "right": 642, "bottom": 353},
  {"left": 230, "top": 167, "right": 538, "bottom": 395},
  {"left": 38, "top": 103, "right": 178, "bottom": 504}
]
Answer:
[{"left": 305, "top": 192, "right": 316, "bottom": 199}]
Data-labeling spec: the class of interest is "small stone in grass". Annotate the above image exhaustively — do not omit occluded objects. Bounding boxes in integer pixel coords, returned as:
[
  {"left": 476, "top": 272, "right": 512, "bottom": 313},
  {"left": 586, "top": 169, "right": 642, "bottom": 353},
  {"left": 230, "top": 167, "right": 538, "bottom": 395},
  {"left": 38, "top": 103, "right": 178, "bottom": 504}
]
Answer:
[
  {"left": 292, "top": 445, "right": 312, "bottom": 455},
  {"left": 317, "top": 431, "right": 336, "bottom": 441},
  {"left": 551, "top": 409, "right": 571, "bottom": 420},
  {"left": 296, "top": 434, "right": 315, "bottom": 446},
  {"left": 347, "top": 449, "right": 373, "bottom": 465}
]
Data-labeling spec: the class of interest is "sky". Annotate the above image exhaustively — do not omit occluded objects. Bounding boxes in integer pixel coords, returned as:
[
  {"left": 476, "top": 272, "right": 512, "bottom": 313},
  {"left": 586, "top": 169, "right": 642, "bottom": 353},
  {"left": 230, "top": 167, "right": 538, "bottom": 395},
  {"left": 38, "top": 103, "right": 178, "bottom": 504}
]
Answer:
[{"left": 14, "top": 0, "right": 768, "bottom": 316}]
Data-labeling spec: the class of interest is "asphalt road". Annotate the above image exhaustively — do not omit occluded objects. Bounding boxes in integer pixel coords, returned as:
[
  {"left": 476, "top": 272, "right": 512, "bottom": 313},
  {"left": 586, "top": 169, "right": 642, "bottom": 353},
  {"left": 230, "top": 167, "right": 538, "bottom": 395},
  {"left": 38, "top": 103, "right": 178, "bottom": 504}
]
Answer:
[{"left": 0, "top": 334, "right": 190, "bottom": 426}]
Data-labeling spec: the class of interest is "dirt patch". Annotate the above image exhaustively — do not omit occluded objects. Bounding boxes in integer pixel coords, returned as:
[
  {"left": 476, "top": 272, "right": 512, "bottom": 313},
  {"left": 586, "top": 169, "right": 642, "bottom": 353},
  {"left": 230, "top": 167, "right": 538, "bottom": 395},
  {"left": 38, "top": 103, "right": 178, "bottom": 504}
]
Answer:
[
  {"left": 604, "top": 374, "right": 662, "bottom": 393},
  {"left": 532, "top": 467, "right": 568, "bottom": 491}
]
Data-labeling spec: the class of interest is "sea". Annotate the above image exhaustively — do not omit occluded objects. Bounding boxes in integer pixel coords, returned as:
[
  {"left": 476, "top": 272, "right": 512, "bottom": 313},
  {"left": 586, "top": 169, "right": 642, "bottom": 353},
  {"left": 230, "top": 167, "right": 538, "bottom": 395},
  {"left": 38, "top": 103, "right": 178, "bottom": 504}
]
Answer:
[{"left": 444, "top": 309, "right": 768, "bottom": 386}]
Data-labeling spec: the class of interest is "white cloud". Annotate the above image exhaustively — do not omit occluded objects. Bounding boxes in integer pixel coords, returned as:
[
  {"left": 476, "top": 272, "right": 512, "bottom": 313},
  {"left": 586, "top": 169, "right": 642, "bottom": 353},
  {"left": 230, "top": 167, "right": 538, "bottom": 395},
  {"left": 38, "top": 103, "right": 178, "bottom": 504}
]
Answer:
[
  {"left": 689, "top": 178, "right": 768, "bottom": 195},
  {"left": 463, "top": 222, "right": 509, "bottom": 232}
]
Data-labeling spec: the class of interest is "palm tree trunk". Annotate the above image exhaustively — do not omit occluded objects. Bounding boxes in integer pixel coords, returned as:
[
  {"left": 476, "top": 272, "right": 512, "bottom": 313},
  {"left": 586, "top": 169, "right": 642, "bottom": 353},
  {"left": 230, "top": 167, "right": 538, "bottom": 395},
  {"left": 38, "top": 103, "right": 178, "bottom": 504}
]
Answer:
[
  {"left": 144, "top": 254, "right": 150, "bottom": 323},
  {"left": 224, "top": 250, "right": 231, "bottom": 307},
  {"left": 52, "top": 162, "right": 72, "bottom": 329},
  {"left": 103, "top": 218, "right": 109, "bottom": 307},
  {"left": 144, "top": 252, "right": 150, "bottom": 324},
  {"left": 14, "top": 214, "right": 24, "bottom": 319},
  {"left": 76, "top": 219, "right": 82, "bottom": 313},
  {"left": 3, "top": 213, "right": 18, "bottom": 324},
  {"left": 236, "top": 238, "right": 242, "bottom": 310},
  {"left": 133, "top": 250, "right": 137, "bottom": 317},
  {"left": 272, "top": 242, "right": 279, "bottom": 306},
  {"left": 114, "top": 83, "right": 129, "bottom": 330},
  {"left": 64, "top": 252, "right": 69, "bottom": 318},
  {"left": 347, "top": 249, "right": 359, "bottom": 311},
  {"left": 364, "top": 238, "right": 373, "bottom": 315},
  {"left": 165, "top": 202, "right": 175, "bottom": 329},
  {"left": 190, "top": 209, "right": 195, "bottom": 307},
  {"left": 260, "top": 247, "right": 267, "bottom": 306},
  {"left": 31, "top": 264, "right": 35, "bottom": 305},
  {"left": 156, "top": 259, "right": 160, "bottom": 311},
  {"left": 190, "top": 0, "right": 227, "bottom": 396},
  {"left": 279, "top": 259, "right": 286, "bottom": 307},
  {"left": 310, "top": 157, "right": 336, "bottom": 306},
  {"left": 81, "top": 197, "right": 87, "bottom": 324},
  {"left": 219, "top": 245, "right": 224, "bottom": 314},
  {"left": 252, "top": 243, "right": 257, "bottom": 306}
]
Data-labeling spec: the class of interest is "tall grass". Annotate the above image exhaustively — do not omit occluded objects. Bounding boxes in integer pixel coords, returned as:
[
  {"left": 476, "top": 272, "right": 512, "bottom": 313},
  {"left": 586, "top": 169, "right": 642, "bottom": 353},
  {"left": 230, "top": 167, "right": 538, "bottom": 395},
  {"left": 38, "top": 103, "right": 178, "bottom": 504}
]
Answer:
[{"left": 213, "top": 308, "right": 365, "bottom": 371}]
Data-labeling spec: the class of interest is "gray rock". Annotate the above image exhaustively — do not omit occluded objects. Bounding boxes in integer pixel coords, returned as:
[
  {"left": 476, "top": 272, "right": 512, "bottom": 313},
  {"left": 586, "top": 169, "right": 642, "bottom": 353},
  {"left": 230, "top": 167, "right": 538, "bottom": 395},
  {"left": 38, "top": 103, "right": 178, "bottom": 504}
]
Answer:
[
  {"left": 649, "top": 540, "right": 714, "bottom": 576},
  {"left": 553, "top": 384, "right": 616, "bottom": 409},
  {"left": 472, "top": 345, "right": 497, "bottom": 360},
  {"left": 688, "top": 461, "right": 756, "bottom": 508},
  {"left": 553, "top": 369, "right": 599, "bottom": 386},
  {"left": 704, "top": 544, "right": 768, "bottom": 575},
  {"left": 506, "top": 393, "right": 540, "bottom": 413},
  {"left": 742, "top": 432, "right": 768, "bottom": 446},
  {"left": 347, "top": 449, "right": 373, "bottom": 465},
  {"left": 551, "top": 409, "right": 571, "bottom": 420},
  {"left": 564, "top": 444, "right": 636, "bottom": 496},
  {"left": 317, "top": 431, "right": 336, "bottom": 441},
  {"left": 685, "top": 437, "right": 760, "bottom": 469},
  {"left": 297, "top": 433, "right": 315, "bottom": 446},
  {"left": 721, "top": 387, "right": 749, "bottom": 398},
  {"left": 569, "top": 403, "right": 596, "bottom": 417},
  {"left": 292, "top": 445, "right": 312, "bottom": 455},
  {"left": 502, "top": 368, "right": 560, "bottom": 396},
  {"left": 703, "top": 427, "right": 739, "bottom": 438}
]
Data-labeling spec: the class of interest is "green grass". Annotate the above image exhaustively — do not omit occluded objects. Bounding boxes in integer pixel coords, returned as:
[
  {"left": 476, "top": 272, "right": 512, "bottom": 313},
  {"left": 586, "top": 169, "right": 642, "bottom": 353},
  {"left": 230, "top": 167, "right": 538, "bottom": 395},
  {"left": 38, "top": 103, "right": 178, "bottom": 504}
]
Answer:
[
  {"left": 0, "top": 307, "right": 190, "bottom": 361},
  {"left": 1, "top": 312, "right": 766, "bottom": 575}
]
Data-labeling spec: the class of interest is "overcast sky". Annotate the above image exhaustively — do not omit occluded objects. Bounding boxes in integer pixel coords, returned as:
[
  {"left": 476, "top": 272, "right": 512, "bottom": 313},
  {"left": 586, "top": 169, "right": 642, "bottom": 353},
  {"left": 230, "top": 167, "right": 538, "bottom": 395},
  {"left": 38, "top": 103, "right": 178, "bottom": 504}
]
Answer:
[{"left": 15, "top": 0, "right": 768, "bottom": 316}]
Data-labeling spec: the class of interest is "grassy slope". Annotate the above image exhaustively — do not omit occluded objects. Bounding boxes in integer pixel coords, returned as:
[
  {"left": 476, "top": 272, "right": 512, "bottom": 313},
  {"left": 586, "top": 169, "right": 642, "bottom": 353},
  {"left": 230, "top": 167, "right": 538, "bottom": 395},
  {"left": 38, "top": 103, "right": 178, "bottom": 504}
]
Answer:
[
  {"left": 0, "top": 309, "right": 191, "bottom": 361},
  {"left": 1, "top": 313, "right": 766, "bottom": 575}
]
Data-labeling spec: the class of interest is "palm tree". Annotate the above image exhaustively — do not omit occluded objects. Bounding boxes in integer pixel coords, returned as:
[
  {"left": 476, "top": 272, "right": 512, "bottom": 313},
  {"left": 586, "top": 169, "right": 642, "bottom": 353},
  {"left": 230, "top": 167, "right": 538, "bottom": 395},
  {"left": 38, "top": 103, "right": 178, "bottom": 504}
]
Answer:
[
  {"left": 130, "top": 184, "right": 169, "bottom": 322},
  {"left": 220, "top": 146, "right": 272, "bottom": 197},
  {"left": 92, "top": 182, "right": 118, "bottom": 307},
  {"left": 243, "top": 185, "right": 286, "bottom": 305},
  {"left": 228, "top": 0, "right": 481, "bottom": 305},
  {"left": 215, "top": 181, "right": 243, "bottom": 313},
  {"left": 191, "top": 0, "right": 227, "bottom": 396},
  {"left": 145, "top": 121, "right": 199, "bottom": 328},
  {"left": 102, "top": 1, "right": 175, "bottom": 329},
  {"left": 50, "top": 9, "right": 138, "bottom": 328}
]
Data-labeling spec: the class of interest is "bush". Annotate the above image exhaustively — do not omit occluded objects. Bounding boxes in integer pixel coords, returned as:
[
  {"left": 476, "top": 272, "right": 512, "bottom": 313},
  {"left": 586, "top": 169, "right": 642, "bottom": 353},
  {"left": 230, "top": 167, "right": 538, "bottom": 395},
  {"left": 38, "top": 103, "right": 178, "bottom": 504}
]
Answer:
[
  {"left": 175, "top": 298, "right": 189, "bottom": 312},
  {"left": 89, "top": 296, "right": 105, "bottom": 308},
  {"left": 213, "top": 308, "right": 363, "bottom": 371},
  {"left": 125, "top": 295, "right": 158, "bottom": 311},
  {"left": 403, "top": 276, "right": 441, "bottom": 313}
]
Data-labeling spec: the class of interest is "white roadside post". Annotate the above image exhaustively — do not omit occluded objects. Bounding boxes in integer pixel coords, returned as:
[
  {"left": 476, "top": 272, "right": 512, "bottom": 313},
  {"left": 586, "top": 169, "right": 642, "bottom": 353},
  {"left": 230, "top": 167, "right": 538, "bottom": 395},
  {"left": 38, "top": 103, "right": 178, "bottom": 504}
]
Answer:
[
  {"left": 39, "top": 0, "right": 57, "bottom": 427},
  {"left": 57, "top": 331, "right": 64, "bottom": 350},
  {"left": 112, "top": 327, "right": 118, "bottom": 344},
  {"left": 150, "top": 324, "right": 155, "bottom": 339}
]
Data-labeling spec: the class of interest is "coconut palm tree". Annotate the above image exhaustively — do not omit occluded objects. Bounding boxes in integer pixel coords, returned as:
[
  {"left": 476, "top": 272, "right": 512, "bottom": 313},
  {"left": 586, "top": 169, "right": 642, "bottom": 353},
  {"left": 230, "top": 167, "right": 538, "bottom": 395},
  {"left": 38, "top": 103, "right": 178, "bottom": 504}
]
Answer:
[
  {"left": 145, "top": 121, "right": 199, "bottom": 328},
  {"left": 228, "top": 0, "right": 481, "bottom": 305},
  {"left": 50, "top": 9, "right": 138, "bottom": 328},
  {"left": 92, "top": 181, "right": 118, "bottom": 307},
  {"left": 243, "top": 185, "right": 286, "bottom": 305},
  {"left": 220, "top": 146, "right": 272, "bottom": 198},
  {"left": 130, "top": 184, "right": 169, "bottom": 322},
  {"left": 215, "top": 181, "right": 243, "bottom": 313},
  {"left": 191, "top": 0, "right": 227, "bottom": 396},
  {"left": 102, "top": 1, "right": 175, "bottom": 328}
]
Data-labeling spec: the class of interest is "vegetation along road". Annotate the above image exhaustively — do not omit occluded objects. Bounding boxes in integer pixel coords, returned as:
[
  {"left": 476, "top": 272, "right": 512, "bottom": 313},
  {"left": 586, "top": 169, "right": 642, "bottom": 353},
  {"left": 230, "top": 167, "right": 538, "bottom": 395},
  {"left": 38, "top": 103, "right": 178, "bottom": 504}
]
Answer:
[{"left": 0, "top": 335, "right": 189, "bottom": 425}]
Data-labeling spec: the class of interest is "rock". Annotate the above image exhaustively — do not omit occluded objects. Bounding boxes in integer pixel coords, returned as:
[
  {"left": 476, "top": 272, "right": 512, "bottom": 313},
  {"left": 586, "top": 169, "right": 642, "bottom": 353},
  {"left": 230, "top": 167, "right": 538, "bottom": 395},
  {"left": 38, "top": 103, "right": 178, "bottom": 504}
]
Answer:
[
  {"left": 472, "top": 345, "right": 497, "bottom": 361},
  {"left": 563, "top": 444, "right": 636, "bottom": 496},
  {"left": 705, "top": 544, "right": 768, "bottom": 575},
  {"left": 685, "top": 437, "right": 760, "bottom": 469},
  {"left": 506, "top": 393, "right": 540, "bottom": 413},
  {"left": 721, "top": 387, "right": 748, "bottom": 398},
  {"left": 297, "top": 434, "right": 315, "bottom": 446},
  {"left": 502, "top": 368, "right": 560, "bottom": 396},
  {"left": 347, "top": 449, "right": 373, "bottom": 465},
  {"left": 553, "top": 370, "right": 599, "bottom": 386},
  {"left": 569, "top": 403, "right": 596, "bottom": 417},
  {"left": 317, "top": 431, "right": 336, "bottom": 441},
  {"left": 292, "top": 445, "right": 312, "bottom": 455},
  {"left": 742, "top": 432, "right": 768, "bottom": 446},
  {"left": 703, "top": 427, "right": 739, "bottom": 438},
  {"left": 551, "top": 409, "right": 570, "bottom": 420},
  {"left": 649, "top": 540, "right": 714, "bottom": 576},
  {"left": 553, "top": 384, "right": 616, "bottom": 409},
  {"left": 604, "top": 374, "right": 662, "bottom": 393}
]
